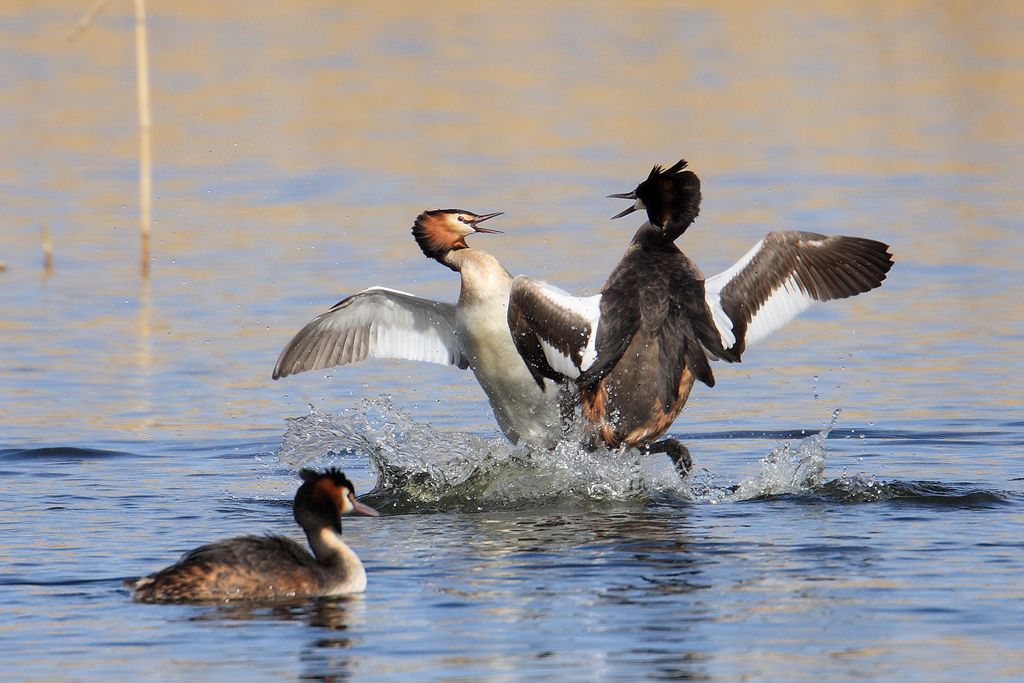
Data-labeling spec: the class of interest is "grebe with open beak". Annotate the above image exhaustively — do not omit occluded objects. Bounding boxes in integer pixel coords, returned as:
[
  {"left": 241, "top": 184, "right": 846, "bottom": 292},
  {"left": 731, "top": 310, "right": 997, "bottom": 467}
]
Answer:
[
  {"left": 273, "top": 210, "right": 568, "bottom": 448},
  {"left": 508, "top": 160, "right": 894, "bottom": 472}
]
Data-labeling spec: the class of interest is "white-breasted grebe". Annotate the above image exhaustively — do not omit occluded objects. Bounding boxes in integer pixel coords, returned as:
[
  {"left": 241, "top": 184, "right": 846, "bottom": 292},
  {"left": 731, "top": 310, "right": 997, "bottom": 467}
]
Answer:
[
  {"left": 273, "top": 210, "right": 568, "bottom": 448},
  {"left": 508, "top": 160, "right": 894, "bottom": 472},
  {"left": 127, "top": 469, "right": 378, "bottom": 603}
]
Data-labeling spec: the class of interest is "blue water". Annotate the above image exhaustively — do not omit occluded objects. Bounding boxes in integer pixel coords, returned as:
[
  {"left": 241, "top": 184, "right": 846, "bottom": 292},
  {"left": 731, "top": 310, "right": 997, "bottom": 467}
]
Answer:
[
  {"left": 3, "top": 2, "right": 1024, "bottom": 681},
  {"left": 4, "top": 420, "right": 1023, "bottom": 681}
]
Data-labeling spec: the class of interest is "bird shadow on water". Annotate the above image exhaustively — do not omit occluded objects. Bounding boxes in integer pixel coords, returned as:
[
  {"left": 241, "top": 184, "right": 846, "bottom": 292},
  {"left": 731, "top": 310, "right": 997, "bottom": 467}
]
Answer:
[
  {"left": 183, "top": 594, "right": 363, "bottom": 632},
  {"left": 274, "top": 398, "right": 1018, "bottom": 514}
]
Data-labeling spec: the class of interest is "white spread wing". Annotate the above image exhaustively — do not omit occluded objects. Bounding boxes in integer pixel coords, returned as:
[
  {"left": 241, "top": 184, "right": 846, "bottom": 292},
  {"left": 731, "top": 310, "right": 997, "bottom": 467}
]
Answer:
[{"left": 273, "top": 286, "right": 467, "bottom": 379}]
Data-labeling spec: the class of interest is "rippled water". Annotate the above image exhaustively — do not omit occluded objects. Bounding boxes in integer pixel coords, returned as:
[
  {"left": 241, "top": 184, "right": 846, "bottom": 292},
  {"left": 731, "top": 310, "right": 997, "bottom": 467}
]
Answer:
[{"left": 3, "top": 2, "right": 1024, "bottom": 681}]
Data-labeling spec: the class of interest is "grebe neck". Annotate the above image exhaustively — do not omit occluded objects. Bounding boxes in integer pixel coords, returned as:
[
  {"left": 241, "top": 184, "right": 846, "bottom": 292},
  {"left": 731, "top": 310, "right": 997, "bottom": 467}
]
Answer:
[
  {"left": 306, "top": 527, "right": 359, "bottom": 568},
  {"left": 305, "top": 526, "right": 367, "bottom": 594}
]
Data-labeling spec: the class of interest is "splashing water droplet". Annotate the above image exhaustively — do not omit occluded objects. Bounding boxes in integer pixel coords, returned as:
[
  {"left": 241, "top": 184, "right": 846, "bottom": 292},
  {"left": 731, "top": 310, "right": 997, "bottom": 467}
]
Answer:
[
  {"left": 276, "top": 397, "right": 684, "bottom": 512},
  {"left": 277, "top": 401, "right": 844, "bottom": 511},
  {"left": 691, "top": 408, "right": 840, "bottom": 503}
]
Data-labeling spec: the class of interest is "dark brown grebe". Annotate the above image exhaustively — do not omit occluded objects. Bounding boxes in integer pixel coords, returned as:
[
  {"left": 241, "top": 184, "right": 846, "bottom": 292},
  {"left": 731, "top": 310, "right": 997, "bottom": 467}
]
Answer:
[
  {"left": 508, "top": 160, "right": 894, "bottom": 473},
  {"left": 127, "top": 469, "right": 378, "bottom": 603}
]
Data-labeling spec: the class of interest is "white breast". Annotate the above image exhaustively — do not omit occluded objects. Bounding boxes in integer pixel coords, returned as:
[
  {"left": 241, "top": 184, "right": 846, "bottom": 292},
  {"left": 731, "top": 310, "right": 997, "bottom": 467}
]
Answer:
[{"left": 456, "top": 278, "right": 562, "bottom": 448}]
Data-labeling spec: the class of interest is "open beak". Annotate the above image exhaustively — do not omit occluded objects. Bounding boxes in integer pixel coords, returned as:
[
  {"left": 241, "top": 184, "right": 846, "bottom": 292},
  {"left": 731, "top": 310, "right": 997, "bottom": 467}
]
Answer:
[
  {"left": 350, "top": 494, "right": 380, "bottom": 517},
  {"left": 608, "top": 191, "right": 639, "bottom": 219},
  {"left": 470, "top": 211, "right": 503, "bottom": 234}
]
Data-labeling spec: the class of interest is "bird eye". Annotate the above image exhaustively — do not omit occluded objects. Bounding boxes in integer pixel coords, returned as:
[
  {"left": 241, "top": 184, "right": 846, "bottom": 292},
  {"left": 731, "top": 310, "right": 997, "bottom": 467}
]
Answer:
[{"left": 458, "top": 216, "right": 468, "bottom": 223}]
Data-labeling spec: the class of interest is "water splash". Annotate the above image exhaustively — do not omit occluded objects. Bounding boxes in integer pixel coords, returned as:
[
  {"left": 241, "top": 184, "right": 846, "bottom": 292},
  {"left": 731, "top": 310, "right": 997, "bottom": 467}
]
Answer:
[
  {"left": 277, "top": 398, "right": 679, "bottom": 512},
  {"left": 276, "top": 399, "right": 843, "bottom": 511},
  {"left": 690, "top": 409, "right": 839, "bottom": 504}
]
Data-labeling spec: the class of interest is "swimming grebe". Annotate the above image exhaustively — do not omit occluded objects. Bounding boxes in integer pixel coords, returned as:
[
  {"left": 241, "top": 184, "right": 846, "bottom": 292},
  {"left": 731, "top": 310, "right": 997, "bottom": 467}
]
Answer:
[
  {"left": 508, "top": 160, "right": 894, "bottom": 471},
  {"left": 127, "top": 469, "right": 378, "bottom": 603},
  {"left": 273, "top": 209, "right": 568, "bottom": 448}
]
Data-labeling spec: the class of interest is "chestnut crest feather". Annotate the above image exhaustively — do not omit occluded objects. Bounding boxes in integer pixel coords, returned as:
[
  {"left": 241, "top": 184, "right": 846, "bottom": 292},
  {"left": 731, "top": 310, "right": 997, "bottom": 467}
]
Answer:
[{"left": 411, "top": 209, "right": 503, "bottom": 270}]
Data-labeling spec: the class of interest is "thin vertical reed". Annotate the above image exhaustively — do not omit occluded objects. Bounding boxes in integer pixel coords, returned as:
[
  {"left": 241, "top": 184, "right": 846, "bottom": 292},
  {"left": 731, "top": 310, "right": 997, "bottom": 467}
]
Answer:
[
  {"left": 43, "top": 223, "right": 54, "bottom": 274},
  {"left": 69, "top": 0, "right": 153, "bottom": 278},
  {"left": 133, "top": 0, "right": 152, "bottom": 278}
]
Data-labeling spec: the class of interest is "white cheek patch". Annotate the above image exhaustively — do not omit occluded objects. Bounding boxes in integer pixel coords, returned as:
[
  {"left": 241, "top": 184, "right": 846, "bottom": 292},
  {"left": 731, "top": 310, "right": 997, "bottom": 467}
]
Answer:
[{"left": 340, "top": 493, "right": 354, "bottom": 514}]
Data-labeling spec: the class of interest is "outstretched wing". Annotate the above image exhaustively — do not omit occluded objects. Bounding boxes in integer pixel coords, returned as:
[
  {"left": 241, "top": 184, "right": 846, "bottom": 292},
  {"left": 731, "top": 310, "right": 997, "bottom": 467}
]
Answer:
[
  {"left": 273, "top": 286, "right": 468, "bottom": 379},
  {"left": 704, "top": 231, "right": 894, "bottom": 357},
  {"left": 507, "top": 276, "right": 602, "bottom": 386}
]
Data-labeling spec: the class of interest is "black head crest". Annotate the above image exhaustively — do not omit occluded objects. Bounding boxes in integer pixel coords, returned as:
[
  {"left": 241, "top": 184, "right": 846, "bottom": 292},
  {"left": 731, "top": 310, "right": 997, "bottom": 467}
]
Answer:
[
  {"left": 298, "top": 467, "right": 354, "bottom": 492},
  {"left": 645, "top": 159, "right": 688, "bottom": 183},
  {"left": 294, "top": 468, "right": 354, "bottom": 534},
  {"left": 324, "top": 467, "right": 354, "bottom": 493},
  {"left": 635, "top": 159, "right": 701, "bottom": 239}
]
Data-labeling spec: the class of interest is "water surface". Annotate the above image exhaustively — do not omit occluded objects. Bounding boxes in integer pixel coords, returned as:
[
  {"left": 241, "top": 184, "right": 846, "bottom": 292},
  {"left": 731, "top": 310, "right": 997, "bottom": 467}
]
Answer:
[{"left": 2, "top": 2, "right": 1023, "bottom": 681}]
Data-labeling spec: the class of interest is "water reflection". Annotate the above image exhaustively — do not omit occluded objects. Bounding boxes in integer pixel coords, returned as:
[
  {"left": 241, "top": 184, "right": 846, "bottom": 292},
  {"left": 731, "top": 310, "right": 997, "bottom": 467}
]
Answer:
[
  {"left": 187, "top": 594, "right": 358, "bottom": 627},
  {"left": 187, "top": 596, "right": 364, "bottom": 681},
  {"left": 453, "top": 507, "right": 724, "bottom": 679}
]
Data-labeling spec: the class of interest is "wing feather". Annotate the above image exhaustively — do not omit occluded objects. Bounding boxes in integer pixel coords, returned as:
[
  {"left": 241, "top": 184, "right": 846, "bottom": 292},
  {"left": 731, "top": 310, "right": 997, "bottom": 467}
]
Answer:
[
  {"left": 273, "top": 286, "right": 468, "bottom": 379},
  {"left": 704, "top": 231, "right": 894, "bottom": 356},
  {"left": 508, "top": 276, "right": 601, "bottom": 383}
]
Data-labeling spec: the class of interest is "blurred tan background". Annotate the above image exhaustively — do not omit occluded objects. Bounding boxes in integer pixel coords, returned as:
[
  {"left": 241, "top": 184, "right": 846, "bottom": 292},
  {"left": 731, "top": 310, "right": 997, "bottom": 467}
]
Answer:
[{"left": 1, "top": 1, "right": 1021, "bottom": 441}]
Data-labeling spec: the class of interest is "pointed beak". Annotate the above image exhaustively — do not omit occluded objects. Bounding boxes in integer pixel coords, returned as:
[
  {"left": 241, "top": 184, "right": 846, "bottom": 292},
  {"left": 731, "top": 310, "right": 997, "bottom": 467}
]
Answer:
[
  {"left": 608, "top": 191, "right": 639, "bottom": 220},
  {"left": 470, "top": 211, "right": 503, "bottom": 234},
  {"left": 350, "top": 494, "right": 380, "bottom": 517}
]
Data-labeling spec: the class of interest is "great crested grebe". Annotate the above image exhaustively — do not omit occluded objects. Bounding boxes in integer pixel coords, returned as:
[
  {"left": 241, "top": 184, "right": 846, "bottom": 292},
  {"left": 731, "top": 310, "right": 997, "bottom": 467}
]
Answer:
[
  {"left": 127, "top": 469, "right": 378, "bottom": 603},
  {"left": 273, "top": 209, "right": 567, "bottom": 448},
  {"left": 508, "top": 160, "right": 894, "bottom": 472}
]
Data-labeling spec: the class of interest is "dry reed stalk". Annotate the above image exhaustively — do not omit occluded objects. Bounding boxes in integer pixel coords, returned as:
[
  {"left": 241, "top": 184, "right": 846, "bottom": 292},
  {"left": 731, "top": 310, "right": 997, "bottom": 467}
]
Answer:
[
  {"left": 134, "top": 0, "right": 152, "bottom": 278},
  {"left": 69, "top": 0, "right": 154, "bottom": 278},
  {"left": 43, "top": 223, "right": 54, "bottom": 274},
  {"left": 66, "top": 0, "right": 112, "bottom": 42}
]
